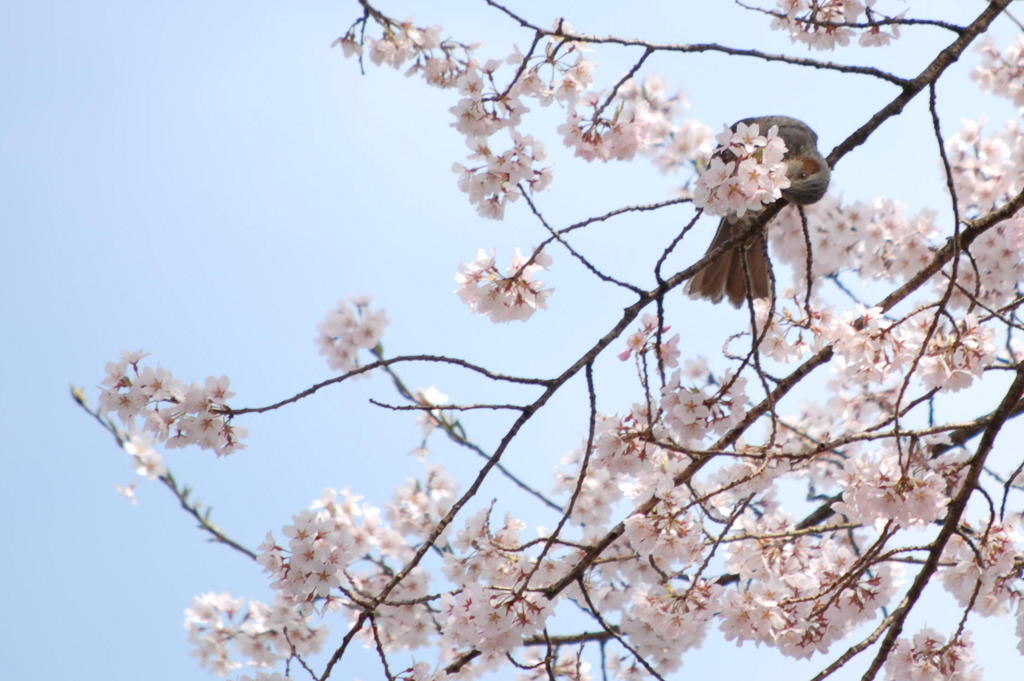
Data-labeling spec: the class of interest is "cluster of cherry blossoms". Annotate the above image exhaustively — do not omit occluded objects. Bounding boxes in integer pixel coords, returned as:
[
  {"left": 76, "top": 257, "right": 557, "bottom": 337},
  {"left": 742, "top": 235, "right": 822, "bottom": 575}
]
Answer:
[
  {"left": 452, "top": 129, "right": 551, "bottom": 220},
  {"left": 252, "top": 474, "right": 457, "bottom": 652},
  {"left": 615, "top": 76, "right": 714, "bottom": 173},
  {"left": 826, "top": 307, "right": 996, "bottom": 392},
  {"left": 98, "top": 350, "right": 246, "bottom": 457},
  {"left": 184, "top": 592, "right": 326, "bottom": 677},
  {"left": 884, "top": 629, "right": 981, "bottom": 681},
  {"left": 768, "top": 0, "right": 902, "bottom": 50},
  {"left": 768, "top": 195, "right": 938, "bottom": 288},
  {"left": 693, "top": 121, "right": 791, "bottom": 219},
  {"left": 940, "top": 117, "right": 1024, "bottom": 308},
  {"left": 720, "top": 510, "right": 900, "bottom": 657},
  {"left": 618, "top": 313, "right": 681, "bottom": 366},
  {"left": 767, "top": 179, "right": 1024, "bottom": 314},
  {"left": 316, "top": 296, "right": 388, "bottom": 372},
  {"left": 455, "top": 248, "right": 553, "bottom": 322},
  {"left": 746, "top": 298, "right": 999, "bottom": 396},
  {"left": 557, "top": 74, "right": 711, "bottom": 166},
  {"left": 973, "top": 36, "right": 1024, "bottom": 108},
  {"left": 946, "top": 116, "right": 1024, "bottom": 218},
  {"left": 335, "top": 13, "right": 716, "bottom": 222},
  {"left": 335, "top": 15, "right": 564, "bottom": 219},
  {"left": 942, "top": 521, "right": 1024, "bottom": 618},
  {"left": 618, "top": 579, "right": 719, "bottom": 674},
  {"left": 661, "top": 368, "right": 750, "bottom": 441},
  {"left": 552, "top": 357, "right": 739, "bottom": 528},
  {"left": 833, "top": 443, "right": 965, "bottom": 530}
]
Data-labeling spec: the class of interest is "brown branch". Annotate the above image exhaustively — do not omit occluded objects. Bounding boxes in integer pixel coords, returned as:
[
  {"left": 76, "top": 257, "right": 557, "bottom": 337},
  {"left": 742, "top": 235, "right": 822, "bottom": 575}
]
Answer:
[
  {"left": 226, "top": 354, "right": 553, "bottom": 416},
  {"left": 484, "top": 0, "right": 910, "bottom": 86}
]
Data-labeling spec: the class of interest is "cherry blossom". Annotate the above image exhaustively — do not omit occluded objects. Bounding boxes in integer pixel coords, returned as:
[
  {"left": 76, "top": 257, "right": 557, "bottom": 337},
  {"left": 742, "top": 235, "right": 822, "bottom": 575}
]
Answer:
[
  {"left": 941, "top": 521, "right": 1023, "bottom": 617},
  {"left": 832, "top": 445, "right": 952, "bottom": 530},
  {"left": 184, "top": 592, "right": 326, "bottom": 677},
  {"left": 767, "top": 1, "right": 901, "bottom": 50},
  {"left": 973, "top": 37, "right": 1024, "bottom": 108},
  {"left": 884, "top": 629, "right": 981, "bottom": 681},
  {"left": 618, "top": 313, "right": 680, "bottom": 367},
  {"left": 693, "top": 122, "right": 791, "bottom": 218},
  {"left": 98, "top": 350, "right": 246, "bottom": 456},
  {"left": 316, "top": 296, "right": 389, "bottom": 372},
  {"left": 455, "top": 248, "right": 553, "bottom": 322}
]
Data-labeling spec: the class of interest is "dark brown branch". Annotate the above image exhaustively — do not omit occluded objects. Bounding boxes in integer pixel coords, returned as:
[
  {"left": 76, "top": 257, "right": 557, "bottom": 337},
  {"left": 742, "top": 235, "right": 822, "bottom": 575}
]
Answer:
[
  {"left": 226, "top": 354, "right": 553, "bottom": 416},
  {"left": 484, "top": 0, "right": 910, "bottom": 86}
]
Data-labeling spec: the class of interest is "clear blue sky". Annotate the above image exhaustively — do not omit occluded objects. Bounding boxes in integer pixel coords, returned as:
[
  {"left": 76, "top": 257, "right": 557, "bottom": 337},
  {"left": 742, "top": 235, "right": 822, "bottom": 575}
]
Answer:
[{"left": 3, "top": 1, "right": 1021, "bottom": 679}]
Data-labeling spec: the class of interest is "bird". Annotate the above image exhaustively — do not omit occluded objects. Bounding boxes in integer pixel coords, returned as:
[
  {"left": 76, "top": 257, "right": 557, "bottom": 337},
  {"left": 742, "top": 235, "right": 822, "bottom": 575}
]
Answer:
[{"left": 685, "top": 115, "right": 831, "bottom": 307}]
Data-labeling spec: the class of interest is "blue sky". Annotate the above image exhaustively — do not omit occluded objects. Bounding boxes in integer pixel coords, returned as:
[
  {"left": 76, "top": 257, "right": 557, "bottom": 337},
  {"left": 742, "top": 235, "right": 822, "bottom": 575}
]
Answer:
[{"left": 3, "top": 1, "right": 1023, "bottom": 679}]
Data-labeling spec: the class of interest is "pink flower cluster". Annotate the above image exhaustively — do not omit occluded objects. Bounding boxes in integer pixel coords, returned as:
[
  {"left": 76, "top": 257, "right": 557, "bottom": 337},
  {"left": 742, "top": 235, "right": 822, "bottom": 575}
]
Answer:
[
  {"left": 440, "top": 582, "right": 554, "bottom": 659},
  {"left": 440, "top": 509, "right": 557, "bottom": 665},
  {"left": 184, "top": 592, "right": 325, "bottom": 677},
  {"left": 973, "top": 37, "right": 1024, "bottom": 108},
  {"left": 619, "top": 580, "right": 719, "bottom": 674},
  {"left": 661, "top": 368, "right": 749, "bottom": 442},
  {"left": 335, "top": 16, "right": 553, "bottom": 219},
  {"left": 693, "top": 121, "right": 791, "bottom": 218},
  {"left": 336, "top": 16, "right": 713, "bottom": 219},
  {"left": 619, "top": 76, "right": 713, "bottom": 174},
  {"left": 558, "top": 91, "right": 654, "bottom": 162},
  {"left": 941, "top": 521, "right": 1023, "bottom": 617},
  {"left": 945, "top": 117, "right": 1024, "bottom": 217},
  {"left": 99, "top": 350, "right": 246, "bottom": 456},
  {"left": 451, "top": 130, "right": 551, "bottom": 220},
  {"left": 618, "top": 313, "right": 681, "bottom": 366},
  {"left": 455, "top": 248, "right": 553, "bottom": 322},
  {"left": 720, "top": 510, "right": 900, "bottom": 658},
  {"left": 557, "top": 74, "right": 701, "bottom": 164},
  {"left": 833, "top": 444, "right": 961, "bottom": 530},
  {"left": 813, "top": 306, "right": 996, "bottom": 393},
  {"left": 553, "top": 409, "right": 661, "bottom": 528},
  {"left": 942, "top": 118, "right": 1024, "bottom": 308},
  {"left": 256, "top": 475, "right": 456, "bottom": 656},
  {"left": 257, "top": 488, "right": 411, "bottom": 607},
  {"left": 554, "top": 70, "right": 711, "bottom": 175},
  {"left": 624, "top": 497, "right": 703, "bottom": 569},
  {"left": 315, "top": 296, "right": 388, "bottom": 372},
  {"left": 885, "top": 629, "right": 981, "bottom": 681},
  {"left": 769, "top": 0, "right": 901, "bottom": 50},
  {"left": 553, "top": 359, "right": 743, "bottom": 532},
  {"left": 768, "top": 177, "right": 1024, "bottom": 313},
  {"left": 769, "top": 196, "right": 938, "bottom": 288}
]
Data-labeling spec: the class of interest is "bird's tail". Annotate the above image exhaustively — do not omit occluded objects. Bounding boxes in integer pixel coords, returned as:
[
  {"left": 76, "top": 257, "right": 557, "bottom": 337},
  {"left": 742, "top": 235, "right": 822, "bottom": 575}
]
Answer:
[{"left": 685, "top": 216, "right": 770, "bottom": 307}]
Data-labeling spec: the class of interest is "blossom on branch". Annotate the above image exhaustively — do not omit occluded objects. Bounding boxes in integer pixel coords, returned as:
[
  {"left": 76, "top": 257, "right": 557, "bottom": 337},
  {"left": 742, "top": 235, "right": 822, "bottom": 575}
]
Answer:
[
  {"left": 184, "top": 592, "right": 326, "bottom": 677},
  {"left": 884, "top": 629, "right": 981, "bottom": 681},
  {"left": 973, "top": 37, "right": 1024, "bottom": 108},
  {"left": 767, "top": 0, "right": 901, "bottom": 50},
  {"left": 455, "top": 248, "right": 553, "bottom": 322},
  {"left": 98, "top": 350, "right": 246, "bottom": 456},
  {"left": 316, "top": 295, "right": 388, "bottom": 372}
]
